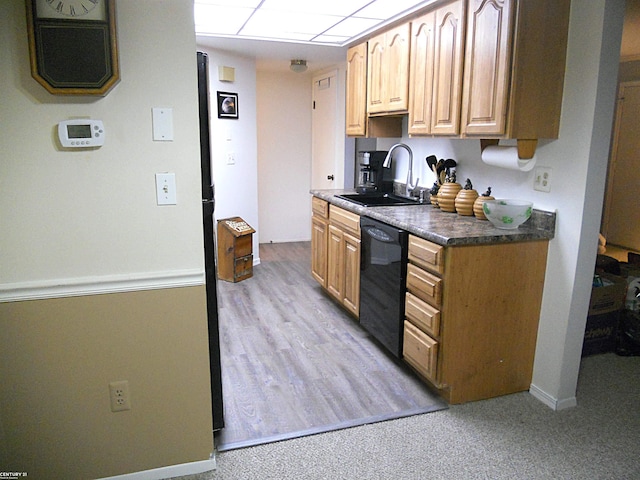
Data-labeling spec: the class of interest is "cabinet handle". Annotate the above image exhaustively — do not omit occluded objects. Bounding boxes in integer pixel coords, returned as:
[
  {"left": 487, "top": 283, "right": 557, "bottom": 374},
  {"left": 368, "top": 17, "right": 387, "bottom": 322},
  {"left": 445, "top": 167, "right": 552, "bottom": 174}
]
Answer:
[{"left": 327, "top": 175, "right": 334, "bottom": 181}]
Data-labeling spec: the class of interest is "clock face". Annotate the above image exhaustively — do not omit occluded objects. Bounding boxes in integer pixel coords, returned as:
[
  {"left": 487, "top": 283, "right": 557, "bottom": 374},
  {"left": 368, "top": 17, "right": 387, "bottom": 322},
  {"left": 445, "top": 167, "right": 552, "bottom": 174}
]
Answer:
[{"left": 36, "top": 0, "right": 106, "bottom": 20}]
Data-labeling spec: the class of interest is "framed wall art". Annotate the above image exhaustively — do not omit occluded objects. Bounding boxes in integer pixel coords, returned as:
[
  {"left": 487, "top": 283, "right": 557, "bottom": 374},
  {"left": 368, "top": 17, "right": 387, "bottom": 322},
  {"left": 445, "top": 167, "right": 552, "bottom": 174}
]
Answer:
[{"left": 217, "top": 91, "right": 238, "bottom": 119}]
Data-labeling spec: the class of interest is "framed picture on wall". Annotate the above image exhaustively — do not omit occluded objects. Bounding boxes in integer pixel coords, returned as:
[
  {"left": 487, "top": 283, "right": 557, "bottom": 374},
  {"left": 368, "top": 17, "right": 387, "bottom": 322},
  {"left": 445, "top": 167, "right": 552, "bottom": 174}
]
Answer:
[{"left": 217, "top": 91, "right": 238, "bottom": 119}]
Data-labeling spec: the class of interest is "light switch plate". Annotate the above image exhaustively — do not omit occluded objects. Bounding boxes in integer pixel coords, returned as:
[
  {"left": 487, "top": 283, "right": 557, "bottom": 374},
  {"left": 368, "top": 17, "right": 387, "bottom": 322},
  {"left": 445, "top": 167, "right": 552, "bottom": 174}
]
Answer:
[
  {"left": 152, "top": 107, "right": 173, "bottom": 141},
  {"left": 156, "top": 173, "right": 176, "bottom": 205}
]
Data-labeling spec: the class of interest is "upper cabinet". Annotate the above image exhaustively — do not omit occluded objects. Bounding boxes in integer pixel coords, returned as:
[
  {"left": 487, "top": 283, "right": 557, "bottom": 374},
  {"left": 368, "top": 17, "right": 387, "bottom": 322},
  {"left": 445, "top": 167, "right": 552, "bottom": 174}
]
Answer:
[
  {"left": 461, "top": 0, "right": 571, "bottom": 139},
  {"left": 409, "top": 0, "right": 465, "bottom": 136},
  {"left": 367, "top": 24, "right": 411, "bottom": 115},
  {"left": 346, "top": 43, "right": 368, "bottom": 136},
  {"left": 346, "top": 0, "right": 570, "bottom": 147}
]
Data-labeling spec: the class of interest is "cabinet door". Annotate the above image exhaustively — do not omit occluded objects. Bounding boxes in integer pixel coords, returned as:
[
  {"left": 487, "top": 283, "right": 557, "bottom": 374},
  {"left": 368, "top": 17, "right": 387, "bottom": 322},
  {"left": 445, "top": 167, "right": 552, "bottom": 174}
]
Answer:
[
  {"left": 366, "top": 33, "right": 386, "bottom": 114},
  {"left": 461, "top": 0, "right": 513, "bottom": 135},
  {"left": 311, "top": 215, "right": 328, "bottom": 287},
  {"left": 384, "top": 24, "right": 411, "bottom": 112},
  {"left": 408, "top": 10, "right": 436, "bottom": 135},
  {"left": 326, "top": 225, "right": 344, "bottom": 301},
  {"left": 346, "top": 43, "right": 368, "bottom": 136},
  {"left": 431, "top": 0, "right": 465, "bottom": 135},
  {"left": 343, "top": 232, "right": 360, "bottom": 317}
]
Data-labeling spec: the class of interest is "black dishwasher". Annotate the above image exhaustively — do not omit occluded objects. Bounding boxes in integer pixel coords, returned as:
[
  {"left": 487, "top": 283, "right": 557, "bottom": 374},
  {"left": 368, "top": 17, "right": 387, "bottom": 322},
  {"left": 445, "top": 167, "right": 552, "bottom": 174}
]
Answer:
[{"left": 359, "top": 217, "right": 408, "bottom": 358}]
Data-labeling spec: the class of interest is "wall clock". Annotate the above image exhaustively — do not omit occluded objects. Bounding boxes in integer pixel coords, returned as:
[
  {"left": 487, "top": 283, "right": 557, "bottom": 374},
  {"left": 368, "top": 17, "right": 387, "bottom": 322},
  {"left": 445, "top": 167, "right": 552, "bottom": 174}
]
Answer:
[{"left": 25, "top": 0, "right": 120, "bottom": 95}]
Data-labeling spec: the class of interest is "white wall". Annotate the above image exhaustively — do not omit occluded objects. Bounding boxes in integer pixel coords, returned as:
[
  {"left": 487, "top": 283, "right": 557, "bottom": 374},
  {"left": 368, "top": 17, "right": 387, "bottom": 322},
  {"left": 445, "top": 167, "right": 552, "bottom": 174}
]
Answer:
[
  {"left": 1, "top": 0, "right": 204, "bottom": 289},
  {"left": 1, "top": 1, "right": 215, "bottom": 477},
  {"left": 198, "top": 48, "right": 261, "bottom": 261},
  {"left": 256, "top": 70, "right": 313, "bottom": 243},
  {"left": 378, "top": 0, "right": 625, "bottom": 409}
]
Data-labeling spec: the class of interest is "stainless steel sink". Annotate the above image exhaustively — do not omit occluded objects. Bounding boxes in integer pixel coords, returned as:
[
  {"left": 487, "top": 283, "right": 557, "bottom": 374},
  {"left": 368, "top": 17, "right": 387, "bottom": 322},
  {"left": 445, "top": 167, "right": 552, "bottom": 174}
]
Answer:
[{"left": 335, "top": 193, "right": 421, "bottom": 207}]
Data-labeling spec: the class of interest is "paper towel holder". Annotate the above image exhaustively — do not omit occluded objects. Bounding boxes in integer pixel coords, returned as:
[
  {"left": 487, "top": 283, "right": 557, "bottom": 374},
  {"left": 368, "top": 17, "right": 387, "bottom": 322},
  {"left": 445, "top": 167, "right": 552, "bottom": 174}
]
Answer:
[{"left": 480, "top": 139, "right": 538, "bottom": 160}]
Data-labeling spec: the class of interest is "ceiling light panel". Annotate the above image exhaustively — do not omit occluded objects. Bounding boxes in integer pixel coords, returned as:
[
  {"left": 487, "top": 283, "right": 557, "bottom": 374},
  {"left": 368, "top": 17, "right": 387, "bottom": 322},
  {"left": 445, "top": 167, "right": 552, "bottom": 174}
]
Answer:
[
  {"left": 195, "top": 0, "right": 262, "bottom": 7},
  {"left": 356, "top": 0, "right": 434, "bottom": 20},
  {"left": 241, "top": 10, "right": 340, "bottom": 38},
  {"left": 194, "top": 4, "right": 255, "bottom": 35},
  {"left": 323, "top": 16, "right": 383, "bottom": 37},
  {"left": 312, "top": 34, "right": 352, "bottom": 44},
  {"left": 260, "top": 0, "right": 372, "bottom": 17}
]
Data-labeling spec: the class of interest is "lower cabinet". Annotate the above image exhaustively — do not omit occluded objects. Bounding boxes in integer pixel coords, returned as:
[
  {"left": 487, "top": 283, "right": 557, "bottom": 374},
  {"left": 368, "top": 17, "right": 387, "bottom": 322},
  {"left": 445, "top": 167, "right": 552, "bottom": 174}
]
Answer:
[
  {"left": 311, "top": 216, "right": 328, "bottom": 287},
  {"left": 311, "top": 198, "right": 360, "bottom": 318},
  {"left": 326, "top": 206, "right": 360, "bottom": 318},
  {"left": 404, "top": 234, "right": 549, "bottom": 404}
]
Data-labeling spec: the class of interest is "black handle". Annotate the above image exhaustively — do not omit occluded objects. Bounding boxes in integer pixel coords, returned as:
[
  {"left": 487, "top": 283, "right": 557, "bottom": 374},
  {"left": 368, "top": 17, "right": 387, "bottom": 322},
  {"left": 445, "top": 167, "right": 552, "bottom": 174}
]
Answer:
[{"left": 327, "top": 175, "right": 334, "bottom": 181}]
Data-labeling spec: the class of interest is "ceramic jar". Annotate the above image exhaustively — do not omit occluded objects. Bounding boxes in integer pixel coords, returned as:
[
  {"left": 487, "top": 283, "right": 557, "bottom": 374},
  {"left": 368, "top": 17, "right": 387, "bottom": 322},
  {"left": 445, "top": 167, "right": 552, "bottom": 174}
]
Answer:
[
  {"left": 455, "top": 189, "right": 479, "bottom": 216},
  {"left": 437, "top": 182, "right": 462, "bottom": 213},
  {"left": 473, "top": 195, "right": 495, "bottom": 219}
]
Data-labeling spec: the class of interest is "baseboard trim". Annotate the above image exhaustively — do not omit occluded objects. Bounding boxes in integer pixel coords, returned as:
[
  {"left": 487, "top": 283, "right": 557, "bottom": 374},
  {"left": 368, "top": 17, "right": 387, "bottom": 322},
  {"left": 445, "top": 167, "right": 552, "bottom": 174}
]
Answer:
[
  {"left": 0, "top": 269, "right": 204, "bottom": 303},
  {"left": 529, "top": 384, "right": 578, "bottom": 411},
  {"left": 97, "top": 455, "right": 216, "bottom": 480}
]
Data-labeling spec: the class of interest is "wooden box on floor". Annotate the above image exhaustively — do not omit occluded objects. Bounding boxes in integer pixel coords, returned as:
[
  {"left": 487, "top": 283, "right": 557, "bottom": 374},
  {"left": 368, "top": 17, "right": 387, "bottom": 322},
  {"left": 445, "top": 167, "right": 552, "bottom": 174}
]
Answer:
[{"left": 217, "top": 217, "right": 255, "bottom": 283}]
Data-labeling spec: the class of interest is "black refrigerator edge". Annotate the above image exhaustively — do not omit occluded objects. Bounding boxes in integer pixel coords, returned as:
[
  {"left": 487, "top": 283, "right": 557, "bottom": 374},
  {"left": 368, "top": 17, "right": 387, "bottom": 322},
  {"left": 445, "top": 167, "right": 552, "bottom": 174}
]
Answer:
[{"left": 197, "top": 51, "right": 224, "bottom": 432}]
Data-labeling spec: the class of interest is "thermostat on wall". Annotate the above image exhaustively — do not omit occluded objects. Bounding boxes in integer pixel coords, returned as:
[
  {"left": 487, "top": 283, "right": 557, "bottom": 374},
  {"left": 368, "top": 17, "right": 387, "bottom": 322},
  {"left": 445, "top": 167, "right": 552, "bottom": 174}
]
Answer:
[{"left": 58, "top": 119, "right": 105, "bottom": 148}]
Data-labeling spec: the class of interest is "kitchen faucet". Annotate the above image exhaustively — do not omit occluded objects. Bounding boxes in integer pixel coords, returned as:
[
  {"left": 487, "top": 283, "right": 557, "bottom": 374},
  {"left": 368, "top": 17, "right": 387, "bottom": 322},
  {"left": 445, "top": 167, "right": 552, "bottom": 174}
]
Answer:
[{"left": 382, "top": 143, "right": 418, "bottom": 198}]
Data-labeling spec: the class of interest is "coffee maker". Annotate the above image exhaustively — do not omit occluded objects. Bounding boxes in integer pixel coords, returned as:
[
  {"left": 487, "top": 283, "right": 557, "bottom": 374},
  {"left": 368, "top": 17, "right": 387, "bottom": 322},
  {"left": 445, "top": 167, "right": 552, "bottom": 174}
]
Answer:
[{"left": 356, "top": 151, "right": 390, "bottom": 193}]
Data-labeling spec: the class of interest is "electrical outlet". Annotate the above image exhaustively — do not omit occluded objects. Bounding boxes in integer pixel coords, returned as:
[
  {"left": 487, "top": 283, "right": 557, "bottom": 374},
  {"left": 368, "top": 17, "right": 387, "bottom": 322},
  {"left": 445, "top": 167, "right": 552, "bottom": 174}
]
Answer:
[
  {"left": 226, "top": 152, "right": 235, "bottom": 165},
  {"left": 109, "top": 380, "right": 131, "bottom": 412},
  {"left": 534, "top": 166, "right": 552, "bottom": 192}
]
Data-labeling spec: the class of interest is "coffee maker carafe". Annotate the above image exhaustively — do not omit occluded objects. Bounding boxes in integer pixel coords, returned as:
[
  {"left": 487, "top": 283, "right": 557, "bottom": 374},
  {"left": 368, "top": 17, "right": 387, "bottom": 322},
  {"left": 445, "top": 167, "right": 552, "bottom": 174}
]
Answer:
[
  {"left": 357, "top": 153, "right": 377, "bottom": 193},
  {"left": 356, "top": 151, "right": 389, "bottom": 194}
]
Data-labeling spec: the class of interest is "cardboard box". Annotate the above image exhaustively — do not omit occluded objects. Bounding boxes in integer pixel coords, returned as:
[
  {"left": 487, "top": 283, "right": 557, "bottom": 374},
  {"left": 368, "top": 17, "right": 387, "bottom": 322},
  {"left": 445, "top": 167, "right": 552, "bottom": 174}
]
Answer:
[
  {"left": 582, "top": 273, "right": 626, "bottom": 356},
  {"left": 582, "top": 310, "right": 620, "bottom": 356},
  {"left": 588, "top": 273, "right": 627, "bottom": 316}
]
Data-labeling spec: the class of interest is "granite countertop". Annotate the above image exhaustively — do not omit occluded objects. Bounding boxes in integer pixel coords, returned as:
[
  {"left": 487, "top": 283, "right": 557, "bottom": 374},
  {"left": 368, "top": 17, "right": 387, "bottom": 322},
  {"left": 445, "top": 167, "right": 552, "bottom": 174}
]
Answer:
[{"left": 310, "top": 189, "right": 556, "bottom": 246}]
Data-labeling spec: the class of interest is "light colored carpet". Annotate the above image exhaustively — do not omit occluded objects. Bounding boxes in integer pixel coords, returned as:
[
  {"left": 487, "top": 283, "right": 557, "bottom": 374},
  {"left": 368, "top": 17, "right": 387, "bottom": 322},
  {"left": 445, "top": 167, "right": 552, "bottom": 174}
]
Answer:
[{"left": 171, "top": 353, "right": 639, "bottom": 479}]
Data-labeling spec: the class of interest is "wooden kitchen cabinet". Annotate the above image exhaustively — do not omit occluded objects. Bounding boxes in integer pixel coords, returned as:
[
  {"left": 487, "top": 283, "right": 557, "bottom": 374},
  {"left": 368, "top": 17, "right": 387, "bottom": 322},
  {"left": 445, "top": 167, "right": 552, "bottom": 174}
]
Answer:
[
  {"left": 324, "top": 205, "right": 360, "bottom": 318},
  {"left": 404, "top": 234, "right": 549, "bottom": 404},
  {"left": 345, "top": 41, "right": 404, "bottom": 138},
  {"left": 367, "top": 23, "right": 411, "bottom": 115},
  {"left": 409, "top": 0, "right": 465, "bottom": 136},
  {"left": 346, "top": 43, "right": 368, "bottom": 137},
  {"left": 461, "top": 0, "right": 570, "bottom": 139},
  {"left": 311, "top": 197, "right": 329, "bottom": 287}
]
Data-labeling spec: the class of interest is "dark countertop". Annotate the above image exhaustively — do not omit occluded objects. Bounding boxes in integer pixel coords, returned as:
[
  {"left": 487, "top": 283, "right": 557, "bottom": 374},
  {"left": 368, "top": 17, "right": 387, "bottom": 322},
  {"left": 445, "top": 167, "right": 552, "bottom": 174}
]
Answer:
[{"left": 310, "top": 189, "right": 556, "bottom": 246}]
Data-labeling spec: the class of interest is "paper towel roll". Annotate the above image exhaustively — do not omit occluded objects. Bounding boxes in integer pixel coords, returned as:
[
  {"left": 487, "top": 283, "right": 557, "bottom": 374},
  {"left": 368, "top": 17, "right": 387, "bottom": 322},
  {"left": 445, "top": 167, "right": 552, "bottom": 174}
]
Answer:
[{"left": 481, "top": 145, "right": 537, "bottom": 171}]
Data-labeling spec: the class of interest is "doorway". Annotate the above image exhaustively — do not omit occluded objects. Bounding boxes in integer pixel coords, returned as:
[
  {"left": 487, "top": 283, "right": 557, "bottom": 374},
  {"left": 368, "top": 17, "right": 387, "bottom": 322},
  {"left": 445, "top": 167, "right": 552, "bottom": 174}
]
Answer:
[{"left": 602, "top": 80, "right": 640, "bottom": 253}]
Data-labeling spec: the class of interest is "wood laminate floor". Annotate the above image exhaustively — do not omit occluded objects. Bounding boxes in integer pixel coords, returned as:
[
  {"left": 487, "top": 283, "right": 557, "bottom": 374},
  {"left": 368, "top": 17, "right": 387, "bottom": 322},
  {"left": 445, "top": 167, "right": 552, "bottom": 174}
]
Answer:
[{"left": 214, "top": 241, "right": 447, "bottom": 451}]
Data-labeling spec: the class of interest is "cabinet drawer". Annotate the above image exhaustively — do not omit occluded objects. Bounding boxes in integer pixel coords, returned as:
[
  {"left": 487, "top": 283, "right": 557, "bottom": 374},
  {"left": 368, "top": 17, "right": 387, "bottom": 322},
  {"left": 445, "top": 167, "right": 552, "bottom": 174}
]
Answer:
[
  {"left": 405, "top": 292, "right": 441, "bottom": 338},
  {"left": 403, "top": 320, "right": 438, "bottom": 383},
  {"left": 408, "top": 235, "right": 444, "bottom": 274},
  {"left": 312, "top": 197, "right": 329, "bottom": 218},
  {"left": 329, "top": 205, "right": 360, "bottom": 238},
  {"left": 406, "top": 263, "right": 442, "bottom": 307}
]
